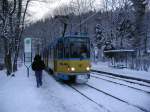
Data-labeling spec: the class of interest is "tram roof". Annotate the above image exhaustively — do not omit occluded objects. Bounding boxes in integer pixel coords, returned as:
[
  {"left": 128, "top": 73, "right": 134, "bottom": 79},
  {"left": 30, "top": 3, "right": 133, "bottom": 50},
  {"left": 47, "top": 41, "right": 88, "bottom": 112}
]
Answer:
[{"left": 48, "top": 35, "right": 89, "bottom": 47}]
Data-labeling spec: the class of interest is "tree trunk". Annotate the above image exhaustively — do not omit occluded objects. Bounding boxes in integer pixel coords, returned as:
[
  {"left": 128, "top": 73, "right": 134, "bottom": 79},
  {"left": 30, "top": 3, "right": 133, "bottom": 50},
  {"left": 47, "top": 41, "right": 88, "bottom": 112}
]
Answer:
[
  {"left": 13, "top": 55, "right": 17, "bottom": 72},
  {"left": 120, "top": 35, "right": 123, "bottom": 49},
  {"left": 12, "top": 0, "right": 22, "bottom": 72},
  {"left": 3, "top": 38, "right": 12, "bottom": 75},
  {"left": 5, "top": 52, "right": 12, "bottom": 75},
  {"left": 144, "top": 35, "right": 147, "bottom": 54},
  {"left": 12, "top": 0, "right": 30, "bottom": 72}
]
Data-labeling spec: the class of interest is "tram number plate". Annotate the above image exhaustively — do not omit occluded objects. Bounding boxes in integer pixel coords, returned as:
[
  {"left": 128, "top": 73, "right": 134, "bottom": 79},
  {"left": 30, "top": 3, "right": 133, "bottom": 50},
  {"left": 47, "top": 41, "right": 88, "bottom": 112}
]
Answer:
[{"left": 77, "top": 75, "right": 88, "bottom": 80}]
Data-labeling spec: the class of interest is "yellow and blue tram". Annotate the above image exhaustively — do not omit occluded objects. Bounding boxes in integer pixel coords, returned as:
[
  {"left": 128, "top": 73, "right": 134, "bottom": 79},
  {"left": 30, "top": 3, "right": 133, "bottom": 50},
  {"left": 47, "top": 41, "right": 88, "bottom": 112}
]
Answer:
[{"left": 42, "top": 35, "right": 91, "bottom": 83}]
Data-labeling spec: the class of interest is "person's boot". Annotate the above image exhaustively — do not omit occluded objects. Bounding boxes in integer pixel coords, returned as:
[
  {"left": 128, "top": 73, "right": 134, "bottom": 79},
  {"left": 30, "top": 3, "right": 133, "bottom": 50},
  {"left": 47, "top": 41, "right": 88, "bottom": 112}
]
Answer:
[
  {"left": 40, "top": 81, "right": 42, "bottom": 86},
  {"left": 37, "top": 83, "right": 39, "bottom": 88}
]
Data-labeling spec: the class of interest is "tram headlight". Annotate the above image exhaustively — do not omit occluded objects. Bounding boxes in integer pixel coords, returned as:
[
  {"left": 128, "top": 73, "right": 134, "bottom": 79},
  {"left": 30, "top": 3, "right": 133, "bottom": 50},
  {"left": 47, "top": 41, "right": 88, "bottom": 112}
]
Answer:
[
  {"left": 71, "top": 67, "right": 75, "bottom": 71},
  {"left": 86, "top": 67, "right": 90, "bottom": 71}
]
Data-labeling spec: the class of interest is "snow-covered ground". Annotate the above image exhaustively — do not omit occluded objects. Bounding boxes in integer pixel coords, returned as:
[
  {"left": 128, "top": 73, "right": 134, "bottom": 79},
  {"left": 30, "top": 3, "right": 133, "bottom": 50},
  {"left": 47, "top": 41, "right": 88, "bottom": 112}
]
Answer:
[
  {"left": 92, "top": 62, "right": 150, "bottom": 81},
  {"left": 0, "top": 63, "right": 150, "bottom": 112},
  {"left": 87, "top": 74, "right": 150, "bottom": 112},
  {"left": 0, "top": 66, "right": 104, "bottom": 112}
]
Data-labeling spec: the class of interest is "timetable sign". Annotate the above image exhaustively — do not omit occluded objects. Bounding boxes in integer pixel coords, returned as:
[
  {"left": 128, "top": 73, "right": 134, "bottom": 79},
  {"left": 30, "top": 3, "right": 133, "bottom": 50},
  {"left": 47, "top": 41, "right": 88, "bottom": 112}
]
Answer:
[
  {"left": 24, "top": 38, "right": 32, "bottom": 53},
  {"left": 24, "top": 38, "right": 32, "bottom": 64}
]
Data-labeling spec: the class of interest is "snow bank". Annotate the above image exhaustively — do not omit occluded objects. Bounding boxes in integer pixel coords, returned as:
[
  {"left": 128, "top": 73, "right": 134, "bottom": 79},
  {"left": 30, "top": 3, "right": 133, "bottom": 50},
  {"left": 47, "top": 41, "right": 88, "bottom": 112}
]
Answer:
[{"left": 92, "top": 62, "right": 150, "bottom": 81}]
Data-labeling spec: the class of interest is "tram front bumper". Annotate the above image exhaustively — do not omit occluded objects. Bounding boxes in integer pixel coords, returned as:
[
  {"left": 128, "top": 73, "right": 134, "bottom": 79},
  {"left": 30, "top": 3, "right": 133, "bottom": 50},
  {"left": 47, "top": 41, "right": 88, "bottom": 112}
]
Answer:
[
  {"left": 75, "top": 73, "right": 90, "bottom": 83},
  {"left": 56, "top": 72, "right": 90, "bottom": 83}
]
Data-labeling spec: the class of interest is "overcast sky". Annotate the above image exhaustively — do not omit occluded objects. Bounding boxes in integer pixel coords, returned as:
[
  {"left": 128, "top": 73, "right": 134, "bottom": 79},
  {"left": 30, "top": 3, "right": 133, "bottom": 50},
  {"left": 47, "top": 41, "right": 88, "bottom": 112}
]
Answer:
[{"left": 27, "top": 0, "right": 102, "bottom": 22}]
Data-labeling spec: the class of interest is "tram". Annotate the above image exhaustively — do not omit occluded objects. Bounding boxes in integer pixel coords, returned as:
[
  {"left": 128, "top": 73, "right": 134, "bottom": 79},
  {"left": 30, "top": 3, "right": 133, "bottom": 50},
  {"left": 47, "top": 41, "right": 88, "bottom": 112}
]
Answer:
[{"left": 43, "top": 34, "right": 91, "bottom": 83}]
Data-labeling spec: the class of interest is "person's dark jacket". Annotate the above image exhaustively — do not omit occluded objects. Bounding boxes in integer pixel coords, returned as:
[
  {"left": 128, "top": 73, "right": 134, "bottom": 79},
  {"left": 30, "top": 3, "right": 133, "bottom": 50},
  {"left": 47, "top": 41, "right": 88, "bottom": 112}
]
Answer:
[{"left": 32, "top": 55, "right": 45, "bottom": 71}]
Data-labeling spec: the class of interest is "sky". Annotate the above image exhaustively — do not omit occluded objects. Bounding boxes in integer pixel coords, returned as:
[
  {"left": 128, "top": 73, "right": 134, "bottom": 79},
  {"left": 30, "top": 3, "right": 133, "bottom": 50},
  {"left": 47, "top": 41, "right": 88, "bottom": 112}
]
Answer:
[{"left": 27, "top": 0, "right": 102, "bottom": 23}]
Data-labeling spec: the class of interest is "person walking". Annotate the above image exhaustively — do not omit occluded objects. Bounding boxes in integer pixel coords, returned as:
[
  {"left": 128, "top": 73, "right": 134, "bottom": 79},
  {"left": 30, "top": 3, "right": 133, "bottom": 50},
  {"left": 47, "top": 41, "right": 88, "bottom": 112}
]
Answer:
[{"left": 32, "top": 54, "right": 45, "bottom": 88}]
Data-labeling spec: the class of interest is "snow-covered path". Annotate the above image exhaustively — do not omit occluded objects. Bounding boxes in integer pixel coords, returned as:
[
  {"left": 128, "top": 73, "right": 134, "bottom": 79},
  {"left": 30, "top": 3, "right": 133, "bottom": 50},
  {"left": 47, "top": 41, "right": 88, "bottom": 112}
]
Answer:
[{"left": 0, "top": 66, "right": 104, "bottom": 112}]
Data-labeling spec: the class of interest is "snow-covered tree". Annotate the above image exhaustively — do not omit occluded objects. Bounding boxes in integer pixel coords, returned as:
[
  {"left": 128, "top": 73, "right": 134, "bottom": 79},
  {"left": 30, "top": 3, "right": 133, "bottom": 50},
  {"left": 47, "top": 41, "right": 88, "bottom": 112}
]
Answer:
[
  {"left": 94, "top": 24, "right": 105, "bottom": 49},
  {"left": 116, "top": 14, "right": 135, "bottom": 49},
  {"left": 130, "top": 0, "right": 148, "bottom": 51},
  {"left": 0, "top": 0, "right": 31, "bottom": 75}
]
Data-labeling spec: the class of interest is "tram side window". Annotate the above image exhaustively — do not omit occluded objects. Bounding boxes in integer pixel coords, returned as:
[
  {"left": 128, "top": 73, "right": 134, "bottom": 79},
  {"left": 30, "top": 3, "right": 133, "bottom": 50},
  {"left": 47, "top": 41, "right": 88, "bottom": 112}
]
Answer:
[
  {"left": 57, "top": 41, "right": 64, "bottom": 59},
  {"left": 49, "top": 47, "right": 52, "bottom": 59},
  {"left": 51, "top": 47, "right": 54, "bottom": 59},
  {"left": 64, "top": 46, "right": 69, "bottom": 58},
  {"left": 63, "top": 39, "right": 69, "bottom": 58},
  {"left": 54, "top": 46, "right": 57, "bottom": 59}
]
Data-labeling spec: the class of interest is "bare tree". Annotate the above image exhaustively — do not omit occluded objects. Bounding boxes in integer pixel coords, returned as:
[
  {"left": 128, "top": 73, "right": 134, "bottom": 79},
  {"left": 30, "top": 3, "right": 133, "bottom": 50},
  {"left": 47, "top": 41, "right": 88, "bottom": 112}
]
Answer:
[
  {"left": 0, "top": 0, "right": 15, "bottom": 75},
  {"left": 130, "top": 0, "right": 148, "bottom": 51},
  {"left": 70, "top": 0, "right": 96, "bottom": 33},
  {"left": 0, "top": 0, "right": 32, "bottom": 74},
  {"left": 13, "top": 0, "right": 31, "bottom": 72},
  {"left": 53, "top": 4, "right": 74, "bottom": 36}
]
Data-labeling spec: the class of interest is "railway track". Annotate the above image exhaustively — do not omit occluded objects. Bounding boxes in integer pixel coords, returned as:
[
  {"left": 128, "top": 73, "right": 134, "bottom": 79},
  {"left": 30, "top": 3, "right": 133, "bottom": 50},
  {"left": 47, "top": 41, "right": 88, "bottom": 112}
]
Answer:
[
  {"left": 68, "top": 84, "right": 149, "bottom": 112},
  {"left": 91, "top": 70, "right": 150, "bottom": 85},
  {"left": 91, "top": 71, "right": 150, "bottom": 88},
  {"left": 90, "top": 75, "right": 150, "bottom": 94},
  {"left": 68, "top": 84, "right": 111, "bottom": 112},
  {"left": 85, "top": 84, "right": 149, "bottom": 112}
]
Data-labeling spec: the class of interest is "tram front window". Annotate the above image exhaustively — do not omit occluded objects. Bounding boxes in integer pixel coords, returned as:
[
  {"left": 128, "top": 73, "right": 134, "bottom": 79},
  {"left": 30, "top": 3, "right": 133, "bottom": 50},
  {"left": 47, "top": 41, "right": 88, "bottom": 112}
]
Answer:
[{"left": 70, "top": 42, "right": 90, "bottom": 59}]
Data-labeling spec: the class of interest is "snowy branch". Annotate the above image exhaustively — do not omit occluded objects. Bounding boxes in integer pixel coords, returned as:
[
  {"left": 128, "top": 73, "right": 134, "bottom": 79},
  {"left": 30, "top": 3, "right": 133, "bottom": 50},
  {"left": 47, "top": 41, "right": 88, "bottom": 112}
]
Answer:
[{"left": 9, "top": 0, "right": 17, "bottom": 15}]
